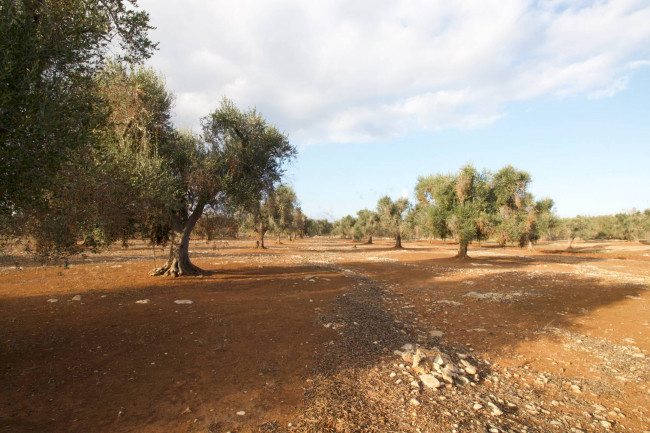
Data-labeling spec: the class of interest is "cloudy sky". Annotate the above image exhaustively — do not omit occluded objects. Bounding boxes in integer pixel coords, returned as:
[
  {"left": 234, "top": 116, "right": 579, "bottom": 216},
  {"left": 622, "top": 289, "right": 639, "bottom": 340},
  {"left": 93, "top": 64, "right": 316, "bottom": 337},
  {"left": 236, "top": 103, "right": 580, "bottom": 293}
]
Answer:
[{"left": 139, "top": 0, "right": 650, "bottom": 219}]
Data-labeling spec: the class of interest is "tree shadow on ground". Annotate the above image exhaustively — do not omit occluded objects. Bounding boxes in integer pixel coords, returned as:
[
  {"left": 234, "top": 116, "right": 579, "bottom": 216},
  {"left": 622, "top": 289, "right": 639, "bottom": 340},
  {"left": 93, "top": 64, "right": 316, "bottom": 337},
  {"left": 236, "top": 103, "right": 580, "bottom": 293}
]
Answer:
[{"left": 1, "top": 241, "right": 647, "bottom": 432}]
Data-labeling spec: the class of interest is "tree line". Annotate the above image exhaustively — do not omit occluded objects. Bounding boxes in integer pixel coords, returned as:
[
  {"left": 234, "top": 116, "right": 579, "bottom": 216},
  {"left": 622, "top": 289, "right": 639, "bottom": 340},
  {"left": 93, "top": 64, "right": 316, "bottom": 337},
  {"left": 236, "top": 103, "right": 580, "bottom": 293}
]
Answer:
[
  {"left": 560, "top": 210, "right": 650, "bottom": 247},
  {"left": 328, "top": 164, "right": 557, "bottom": 258}
]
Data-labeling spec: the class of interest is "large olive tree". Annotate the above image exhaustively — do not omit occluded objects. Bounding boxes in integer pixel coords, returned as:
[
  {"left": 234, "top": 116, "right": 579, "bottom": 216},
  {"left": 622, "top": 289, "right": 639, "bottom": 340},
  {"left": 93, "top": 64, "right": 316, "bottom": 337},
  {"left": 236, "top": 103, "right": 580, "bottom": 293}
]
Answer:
[
  {"left": 151, "top": 99, "right": 295, "bottom": 276},
  {"left": 416, "top": 165, "right": 491, "bottom": 258},
  {"left": 0, "top": 0, "right": 156, "bottom": 231}
]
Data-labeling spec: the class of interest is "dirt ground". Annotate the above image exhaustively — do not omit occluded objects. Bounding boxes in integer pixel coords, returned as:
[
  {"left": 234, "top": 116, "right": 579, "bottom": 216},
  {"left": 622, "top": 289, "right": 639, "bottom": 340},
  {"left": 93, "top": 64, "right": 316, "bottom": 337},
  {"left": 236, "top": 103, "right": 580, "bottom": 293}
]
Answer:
[{"left": 1, "top": 238, "right": 649, "bottom": 433}]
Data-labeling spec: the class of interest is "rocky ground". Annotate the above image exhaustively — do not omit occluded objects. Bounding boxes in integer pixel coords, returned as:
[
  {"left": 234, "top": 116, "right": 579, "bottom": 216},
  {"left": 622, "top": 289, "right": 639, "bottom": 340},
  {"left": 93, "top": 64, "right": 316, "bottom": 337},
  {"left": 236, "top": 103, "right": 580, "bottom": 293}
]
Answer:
[{"left": 1, "top": 238, "right": 648, "bottom": 432}]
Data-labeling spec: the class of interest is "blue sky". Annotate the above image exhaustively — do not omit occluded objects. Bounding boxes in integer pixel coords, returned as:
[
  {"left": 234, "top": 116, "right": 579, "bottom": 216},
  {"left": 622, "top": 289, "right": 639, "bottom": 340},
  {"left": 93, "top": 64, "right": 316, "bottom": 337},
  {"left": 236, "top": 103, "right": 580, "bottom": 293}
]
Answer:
[
  {"left": 286, "top": 70, "right": 650, "bottom": 219},
  {"left": 140, "top": 0, "right": 650, "bottom": 220}
]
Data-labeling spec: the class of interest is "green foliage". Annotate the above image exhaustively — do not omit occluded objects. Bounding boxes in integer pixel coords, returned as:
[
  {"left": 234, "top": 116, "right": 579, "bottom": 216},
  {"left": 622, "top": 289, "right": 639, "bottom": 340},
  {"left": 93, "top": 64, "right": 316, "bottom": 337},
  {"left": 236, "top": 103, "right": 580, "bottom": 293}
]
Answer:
[
  {"left": 0, "top": 0, "right": 156, "bottom": 222},
  {"left": 292, "top": 206, "right": 306, "bottom": 238},
  {"left": 560, "top": 210, "right": 650, "bottom": 243},
  {"left": 414, "top": 164, "right": 555, "bottom": 256},
  {"left": 306, "top": 219, "right": 333, "bottom": 236},
  {"left": 333, "top": 215, "right": 356, "bottom": 239},
  {"left": 195, "top": 208, "right": 242, "bottom": 240},
  {"left": 202, "top": 99, "right": 296, "bottom": 210},
  {"left": 377, "top": 196, "right": 410, "bottom": 245},
  {"left": 267, "top": 185, "right": 297, "bottom": 238},
  {"left": 354, "top": 209, "right": 379, "bottom": 242}
]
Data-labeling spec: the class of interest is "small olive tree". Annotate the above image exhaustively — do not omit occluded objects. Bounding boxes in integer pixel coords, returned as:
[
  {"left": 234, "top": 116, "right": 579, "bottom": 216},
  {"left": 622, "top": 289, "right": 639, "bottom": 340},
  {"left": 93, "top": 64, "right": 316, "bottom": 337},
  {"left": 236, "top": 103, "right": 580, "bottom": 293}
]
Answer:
[
  {"left": 354, "top": 209, "right": 380, "bottom": 243},
  {"left": 377, "top": 196, "right": 410, "bottom": 248}
]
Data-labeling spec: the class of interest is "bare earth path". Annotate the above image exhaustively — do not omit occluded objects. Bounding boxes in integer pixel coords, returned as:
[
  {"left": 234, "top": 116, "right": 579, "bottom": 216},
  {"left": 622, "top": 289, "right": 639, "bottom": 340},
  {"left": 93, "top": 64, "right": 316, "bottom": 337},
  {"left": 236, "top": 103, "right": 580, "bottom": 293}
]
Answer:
[{"left": 1, "top": 238, "right": 649, "bottom": 432}]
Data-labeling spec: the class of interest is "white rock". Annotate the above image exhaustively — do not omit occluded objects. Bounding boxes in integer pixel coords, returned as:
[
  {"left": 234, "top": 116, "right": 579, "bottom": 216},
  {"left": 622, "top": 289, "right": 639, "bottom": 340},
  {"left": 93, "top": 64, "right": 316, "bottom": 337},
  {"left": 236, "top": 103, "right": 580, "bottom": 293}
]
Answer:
[
  {"left": 473, "top": 403, "right": 483, "bottom": 410},
  {"left": 71, "top": 295, "right": 81, "bottom": 301},
  {"left": 420, "top": 374, "right": 442, "bottom": 388},
  {"left": 600, "top": 420, "right": 612, "bottom": 429},
  {"left": 429, "top": 329, "right": 444, "bottom": 338},
  {"left": 174, "top": 300, "right": 193, "bottom": 305},
  {"left": 135, "top": 299, "right": 150, "bottom": 304},
  {"left": 487, "top": 402, "right": 503, "bottom": 416},
  {"left": 464, "top": 365, "right": 477, "bottom": 375},
  {"left": 412, "top": 348, "right": 426, "bottom": 367},
  {"left": 47, "top": 298, "right": 58, "bottom": 303},
  {"left": 236, "top": 411, "right": 246, "bottom": 416},
  {"left": 409, "top": 398, "right": 420, "bottom": 406}
]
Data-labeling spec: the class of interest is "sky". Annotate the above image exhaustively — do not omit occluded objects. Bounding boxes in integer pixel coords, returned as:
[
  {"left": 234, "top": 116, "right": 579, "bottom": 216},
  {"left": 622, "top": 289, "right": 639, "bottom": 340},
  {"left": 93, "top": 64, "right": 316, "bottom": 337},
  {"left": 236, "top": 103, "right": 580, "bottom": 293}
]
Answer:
[{"left": 139, "top": 0, "right": 650, "bottom": 220}]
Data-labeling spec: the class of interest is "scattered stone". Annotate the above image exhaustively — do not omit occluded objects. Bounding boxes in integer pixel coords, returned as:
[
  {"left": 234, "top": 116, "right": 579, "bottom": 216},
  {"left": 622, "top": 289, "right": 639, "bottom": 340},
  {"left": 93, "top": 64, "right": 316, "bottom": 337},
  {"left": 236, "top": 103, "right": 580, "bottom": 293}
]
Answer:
[
  {"left": 47, "top": 298, "right": 58, "bottom": 303},
  {"left": 174, "top": 300, "right": 193, "bottom": 305},
  {"left": 71, "top": 295, "right": 81, "bottom": 301},
  {"left": 487, "top": 402, "right": 503, "bottom": 416},
  {"left": 236, "top": 411, "right": 246, "bottom": 416},
  {"left": 135, "top": 299, "right": 150, "bottom": 304},
  {"left": 600, "top": 420, "right": 612, "bottom": 429},
  {"left": 460, "top": 359, "right": 478, "bottom": 375},
  {"left": 473, "top": 403, "right": 483, "bottom": 410},
  {"left": 434, "top": 300, "right": 463, "bottom": 306},
  {"left": 419, "top": 374, "right": 442, "bottom": 389},
  {"left": 429, "top": 329, "right": 444, "bottom": 337},
  {"left": 410, "top": 398, "right": 420, "bottom": 406}
]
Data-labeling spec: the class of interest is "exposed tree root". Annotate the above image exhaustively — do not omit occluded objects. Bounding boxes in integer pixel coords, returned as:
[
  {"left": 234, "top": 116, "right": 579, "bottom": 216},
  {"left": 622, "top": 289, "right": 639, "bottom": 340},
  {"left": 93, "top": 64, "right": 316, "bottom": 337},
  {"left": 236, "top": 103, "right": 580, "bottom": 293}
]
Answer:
[{"left": 150, "top": 258, "right": 203, "bottom": 277}]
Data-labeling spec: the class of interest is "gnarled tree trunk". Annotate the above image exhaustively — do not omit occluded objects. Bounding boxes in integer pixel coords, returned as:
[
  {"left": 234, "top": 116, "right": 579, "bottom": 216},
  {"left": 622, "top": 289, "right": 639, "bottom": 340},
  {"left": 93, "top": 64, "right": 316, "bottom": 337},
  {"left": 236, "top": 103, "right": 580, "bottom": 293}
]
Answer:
[
  {"left": 456, "top": 240, "right": 469, "bottom": 259},
  {"left": 255, "top": 222, "right": 266, "bottom": 249},
  {"left": 395, "top": 233, "right": 402, "bottom": 248},
  {"left": 151, "top": 206, "right": 204, "bottom": 277},
  {"left": 366, "top": 235, "right": 373, "bottom": 244}
]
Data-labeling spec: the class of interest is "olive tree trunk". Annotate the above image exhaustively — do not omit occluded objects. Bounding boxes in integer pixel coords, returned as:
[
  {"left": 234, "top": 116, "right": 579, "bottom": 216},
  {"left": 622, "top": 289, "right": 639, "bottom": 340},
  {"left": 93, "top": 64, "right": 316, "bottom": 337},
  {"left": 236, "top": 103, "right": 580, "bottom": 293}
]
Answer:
[
  {"left": 151, "top": 206, "right": 204, "bottom": 277},
  {"left": 255, "top": 222, "right": 266, "bottom": 249},
  {"left": 366, "top": 235, "right": 373, "bottom": 244},
  {"left": 395, "top": 233, "right": 402, "bottom": 248},
  {"left": 456, "top": 240, "right": 469, "bottom": 259}
]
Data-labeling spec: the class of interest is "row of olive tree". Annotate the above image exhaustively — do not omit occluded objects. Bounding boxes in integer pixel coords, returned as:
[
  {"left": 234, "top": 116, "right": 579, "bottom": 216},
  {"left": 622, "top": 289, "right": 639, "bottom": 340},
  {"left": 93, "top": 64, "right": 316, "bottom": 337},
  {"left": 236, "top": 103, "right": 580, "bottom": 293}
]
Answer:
[
  {"left": 332, "top": 164, "right": 558, "bottom": 258},
  {"left": 560, "top": 210, "right": 650, "bottom": 246}
]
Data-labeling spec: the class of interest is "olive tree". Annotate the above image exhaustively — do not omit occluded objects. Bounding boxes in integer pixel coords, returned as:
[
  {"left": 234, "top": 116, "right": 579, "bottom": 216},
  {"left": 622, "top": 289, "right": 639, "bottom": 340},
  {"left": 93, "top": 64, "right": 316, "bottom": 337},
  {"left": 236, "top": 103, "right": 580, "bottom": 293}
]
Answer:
[
  {"left": 151, "top": 99, "right": 295, "bottom": 276},
  {"left": 416, "top": 165, "right": 491, "bottom": 258},
  {"left": 354, "top": 209, "right": 380, "bottom": 244},
  {"left": 1, "top": 0, "right": 156, "bottom": 235},
  {"left": 377, "top": 196, "right": 410, "bottom": 248},
  {"left": 267, "top": 185, "right": 297, "bottom": 245}
]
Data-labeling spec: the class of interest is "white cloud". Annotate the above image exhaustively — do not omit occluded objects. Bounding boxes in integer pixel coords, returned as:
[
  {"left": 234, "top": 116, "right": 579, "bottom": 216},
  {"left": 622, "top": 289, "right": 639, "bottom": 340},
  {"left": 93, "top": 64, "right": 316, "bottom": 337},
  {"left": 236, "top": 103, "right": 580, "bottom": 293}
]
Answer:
[{"left": 140, "top": 0, "right": 650, "bottom": 143}]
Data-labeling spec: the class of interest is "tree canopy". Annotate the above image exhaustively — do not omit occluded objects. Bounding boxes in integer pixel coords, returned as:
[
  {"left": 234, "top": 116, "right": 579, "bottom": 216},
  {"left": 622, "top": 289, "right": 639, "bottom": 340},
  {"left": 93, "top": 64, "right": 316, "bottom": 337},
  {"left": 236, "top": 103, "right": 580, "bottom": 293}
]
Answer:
[{"left": 1, "top": 0, "right": 156, "bottom": 224}]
